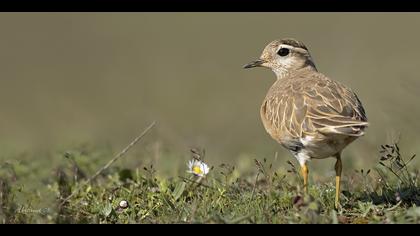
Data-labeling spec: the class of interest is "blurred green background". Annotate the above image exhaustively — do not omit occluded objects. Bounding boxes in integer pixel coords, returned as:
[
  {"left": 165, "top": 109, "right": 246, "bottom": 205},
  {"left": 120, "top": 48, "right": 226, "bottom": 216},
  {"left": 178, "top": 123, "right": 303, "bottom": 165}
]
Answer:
[{"left": 0, "top": 13, "right": 419, "bottom": 178}]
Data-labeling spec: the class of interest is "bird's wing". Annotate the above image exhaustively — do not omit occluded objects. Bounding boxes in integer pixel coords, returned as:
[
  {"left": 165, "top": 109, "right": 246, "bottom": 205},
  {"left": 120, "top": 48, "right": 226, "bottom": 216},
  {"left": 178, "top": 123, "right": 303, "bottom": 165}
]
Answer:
[
  {"left": 300, "top": 74, "right": 368, "bottom": 137},
  {"left": 262, "top": 73, "right": 368, "bottom": 140}
]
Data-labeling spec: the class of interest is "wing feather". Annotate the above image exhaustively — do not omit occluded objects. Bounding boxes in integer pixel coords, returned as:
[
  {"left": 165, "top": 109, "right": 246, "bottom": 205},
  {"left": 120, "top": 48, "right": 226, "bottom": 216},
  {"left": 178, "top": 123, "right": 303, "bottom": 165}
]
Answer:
[{"left": 261, "top": 71, "right": 368, "bottom": 140}]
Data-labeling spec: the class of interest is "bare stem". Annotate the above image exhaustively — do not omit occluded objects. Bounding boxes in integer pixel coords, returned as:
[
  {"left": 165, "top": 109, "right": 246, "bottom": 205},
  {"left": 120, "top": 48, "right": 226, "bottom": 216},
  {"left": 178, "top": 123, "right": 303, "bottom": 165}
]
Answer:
[{"left": 59, "top": 121, "right": 156, "bottom": 206}]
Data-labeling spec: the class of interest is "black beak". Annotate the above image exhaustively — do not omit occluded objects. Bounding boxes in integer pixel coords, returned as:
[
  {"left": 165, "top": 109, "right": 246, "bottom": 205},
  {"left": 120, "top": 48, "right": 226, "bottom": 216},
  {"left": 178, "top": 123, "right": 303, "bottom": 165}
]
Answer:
[{"left": 243, "top": 59, "right": 266, "bottom": 69}]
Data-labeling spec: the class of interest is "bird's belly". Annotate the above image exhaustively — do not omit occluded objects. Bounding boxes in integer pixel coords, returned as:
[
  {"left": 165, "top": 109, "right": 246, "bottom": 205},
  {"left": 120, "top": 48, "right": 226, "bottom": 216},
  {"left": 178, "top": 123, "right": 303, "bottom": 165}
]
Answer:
[
  {"left": 298, "top": 134, "right": 357, "bottom": 159},
  {"left": 303, "top": 144, "right": 337, "bottom": 159}
]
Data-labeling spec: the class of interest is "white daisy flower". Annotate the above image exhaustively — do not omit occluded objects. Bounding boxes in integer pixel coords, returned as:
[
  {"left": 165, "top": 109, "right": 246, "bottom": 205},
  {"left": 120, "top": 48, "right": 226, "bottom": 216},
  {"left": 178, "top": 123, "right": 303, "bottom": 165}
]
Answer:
[{"left": 187, "top": 159, "right": 209, "bottom": 177}]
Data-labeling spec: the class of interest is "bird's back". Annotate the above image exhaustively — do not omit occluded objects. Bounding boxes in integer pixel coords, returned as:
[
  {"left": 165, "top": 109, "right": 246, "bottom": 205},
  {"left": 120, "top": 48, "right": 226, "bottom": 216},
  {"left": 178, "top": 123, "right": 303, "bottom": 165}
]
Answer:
[{"left": 260, "top": 67, "right": 368, "bottom": 158}]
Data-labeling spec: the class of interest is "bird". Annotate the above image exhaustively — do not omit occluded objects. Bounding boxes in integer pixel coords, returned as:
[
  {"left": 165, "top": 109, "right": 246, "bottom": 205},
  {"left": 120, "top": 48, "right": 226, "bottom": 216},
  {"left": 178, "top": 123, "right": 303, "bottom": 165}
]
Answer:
[{"left": 243, "top": 38, "right": 368, "bottom": 209}]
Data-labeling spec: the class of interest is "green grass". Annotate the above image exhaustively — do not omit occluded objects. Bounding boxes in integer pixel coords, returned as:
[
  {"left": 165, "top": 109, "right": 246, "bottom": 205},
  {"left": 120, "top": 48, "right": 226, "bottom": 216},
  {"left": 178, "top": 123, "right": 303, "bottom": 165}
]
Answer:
[{"left": 1, "top": 142, "right": 419, "bottom": 224}]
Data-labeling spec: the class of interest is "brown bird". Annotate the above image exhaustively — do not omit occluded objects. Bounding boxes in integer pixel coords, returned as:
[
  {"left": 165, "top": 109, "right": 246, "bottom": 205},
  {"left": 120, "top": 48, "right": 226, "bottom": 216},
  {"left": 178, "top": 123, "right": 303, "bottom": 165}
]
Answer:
[{"left": 244, "top": 38, "right": 368, "bottom": 209}]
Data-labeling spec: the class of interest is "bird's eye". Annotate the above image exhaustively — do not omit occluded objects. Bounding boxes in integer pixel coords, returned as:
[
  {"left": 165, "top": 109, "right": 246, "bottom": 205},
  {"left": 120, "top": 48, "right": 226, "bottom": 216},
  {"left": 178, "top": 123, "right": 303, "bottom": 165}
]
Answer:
[{"left": 277, "top": 48, "right": 290, "bottom": 57}]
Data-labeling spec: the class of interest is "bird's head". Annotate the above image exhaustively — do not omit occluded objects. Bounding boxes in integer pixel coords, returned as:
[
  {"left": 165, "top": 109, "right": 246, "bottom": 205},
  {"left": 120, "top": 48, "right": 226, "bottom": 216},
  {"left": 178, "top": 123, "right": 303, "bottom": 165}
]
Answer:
[{"left": 243, "top": 38, "right": 317, "bottom": 79}]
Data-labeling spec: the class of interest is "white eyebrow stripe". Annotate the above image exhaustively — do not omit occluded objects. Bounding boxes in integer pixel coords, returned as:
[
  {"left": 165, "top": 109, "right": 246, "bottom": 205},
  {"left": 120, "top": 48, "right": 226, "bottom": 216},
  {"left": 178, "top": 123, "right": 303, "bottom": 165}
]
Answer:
[{"left": 278, "top": 44, "right": 295, "bottom": 50}]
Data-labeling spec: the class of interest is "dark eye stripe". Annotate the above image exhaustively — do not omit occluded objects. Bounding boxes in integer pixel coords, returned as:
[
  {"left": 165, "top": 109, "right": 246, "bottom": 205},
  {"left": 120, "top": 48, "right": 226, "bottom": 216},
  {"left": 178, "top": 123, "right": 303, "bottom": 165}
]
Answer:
[{"left": 277, "top": 48, "right": 290, "bottom": 57}]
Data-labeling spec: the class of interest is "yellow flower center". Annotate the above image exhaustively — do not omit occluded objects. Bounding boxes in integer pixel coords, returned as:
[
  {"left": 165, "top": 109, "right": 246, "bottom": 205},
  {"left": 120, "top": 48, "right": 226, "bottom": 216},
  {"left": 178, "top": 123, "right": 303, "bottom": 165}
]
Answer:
[{"left": 192, "top": 165, "right": 203, "bottom": 175}]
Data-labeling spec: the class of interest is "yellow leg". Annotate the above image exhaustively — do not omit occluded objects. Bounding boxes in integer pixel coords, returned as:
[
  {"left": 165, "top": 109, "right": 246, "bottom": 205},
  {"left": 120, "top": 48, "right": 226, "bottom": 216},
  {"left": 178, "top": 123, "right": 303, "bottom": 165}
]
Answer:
[
  {"left": 334, "top": 154, "right": 342, "bottom": 209},
  {"left": 301, "top": 163, "right": 309, "bottom": 194}
]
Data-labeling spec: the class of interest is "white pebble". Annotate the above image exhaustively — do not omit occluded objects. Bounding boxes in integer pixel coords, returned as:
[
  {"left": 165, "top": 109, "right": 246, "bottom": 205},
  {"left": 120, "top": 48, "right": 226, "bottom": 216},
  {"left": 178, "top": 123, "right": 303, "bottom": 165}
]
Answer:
[{"left": 119, "top": 200, "right": 128, "bottom": 209}]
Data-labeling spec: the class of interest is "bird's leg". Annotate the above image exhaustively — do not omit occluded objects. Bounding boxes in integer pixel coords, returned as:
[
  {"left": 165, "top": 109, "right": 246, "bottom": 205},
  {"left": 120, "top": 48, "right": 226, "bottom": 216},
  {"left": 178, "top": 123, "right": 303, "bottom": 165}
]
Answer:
[
  {"left": 301, "top": 163, "right": 309, "bottom": 194},
  {"left": 334, "top": 153, "right": 342, "bottom": 210}
]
